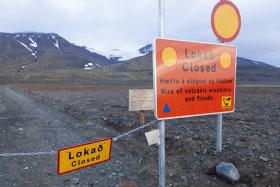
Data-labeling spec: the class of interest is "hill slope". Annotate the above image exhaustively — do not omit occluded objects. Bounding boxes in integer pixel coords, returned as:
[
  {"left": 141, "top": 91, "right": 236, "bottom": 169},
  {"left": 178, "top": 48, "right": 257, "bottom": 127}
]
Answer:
[
  {"left": 0, "top": 32, "right": 115, "bottom": 72},
  {"left": 112, "top": 53, "right": 280, "bottom": 84}
]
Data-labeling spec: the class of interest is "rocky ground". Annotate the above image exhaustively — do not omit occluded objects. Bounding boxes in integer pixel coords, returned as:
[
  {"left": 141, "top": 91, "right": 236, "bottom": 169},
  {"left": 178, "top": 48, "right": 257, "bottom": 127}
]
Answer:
[{"left": 0, "top": 84, "right": 279, "bottom": 187}]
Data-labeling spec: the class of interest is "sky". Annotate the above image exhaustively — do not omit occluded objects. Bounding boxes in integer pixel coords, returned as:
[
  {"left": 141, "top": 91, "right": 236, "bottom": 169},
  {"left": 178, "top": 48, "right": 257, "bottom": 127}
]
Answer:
[{"left": 0, "top": 0, "right": 279, "bottom": 67}]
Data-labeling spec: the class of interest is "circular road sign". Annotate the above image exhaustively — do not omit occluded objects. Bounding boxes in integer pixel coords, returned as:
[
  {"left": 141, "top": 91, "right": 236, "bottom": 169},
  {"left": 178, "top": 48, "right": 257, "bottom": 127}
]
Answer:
[{"left": 211, "top": 0, "right": 241, "bottom": 42}]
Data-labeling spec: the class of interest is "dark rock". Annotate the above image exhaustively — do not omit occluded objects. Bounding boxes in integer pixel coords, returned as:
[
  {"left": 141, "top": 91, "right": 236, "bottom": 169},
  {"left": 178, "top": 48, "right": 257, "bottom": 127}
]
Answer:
[
  {"left": 119, "top": 180, "right": 138, "bottom": 187},
  {"left": 193, "top": 134, "right": 200, "bottom": 140},
  {"left": 239, "top": 168, "right": 253, "bottom": 184},
  {"left": 239, "top": 137, "right": 247, "bottom": 142},
  {"left": 202, "top": 160, "right": 217, "bottom": 175},
  {"left": 180, "top": 176, "right": 188, "bottom": 184}
]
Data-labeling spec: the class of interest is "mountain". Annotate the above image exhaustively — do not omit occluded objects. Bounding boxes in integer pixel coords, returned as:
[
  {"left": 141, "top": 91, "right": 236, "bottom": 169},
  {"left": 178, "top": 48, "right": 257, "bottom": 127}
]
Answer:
[
  {"left": 0, "top": 32, "right": 278, "bottom": 84},
  {"left": 112, "top": 53, "right": 280, "bottom": 84},
  {"left": 90, "top": 44, "right": 279, "bottom": 84},
  {"left": 0, "top": 32, "right": 115, "bottom": 72},
  {"left": 236, "top": 57, "right": 280, "bottom": 84}
]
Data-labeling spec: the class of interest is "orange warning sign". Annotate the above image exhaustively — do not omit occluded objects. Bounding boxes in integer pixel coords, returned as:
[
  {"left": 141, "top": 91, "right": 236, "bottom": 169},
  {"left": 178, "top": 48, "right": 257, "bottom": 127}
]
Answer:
[{"left": 153, "top": 38, "right": 236, "bottom": 120}]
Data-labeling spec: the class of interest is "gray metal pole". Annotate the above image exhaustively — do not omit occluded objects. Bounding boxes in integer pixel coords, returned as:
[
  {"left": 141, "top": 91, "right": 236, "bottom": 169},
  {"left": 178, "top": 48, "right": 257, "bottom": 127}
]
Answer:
[
  {"left": 159, "top": 0, "right": 165, "bottom": 37},
  {"left": 216, "top": 113, "right": 222, "bottom": 152},
  {"left": 216, "top": 40, "right": 224, "bottom": 153},
  {"left": 158, "top": 0, "right": 165, "bottom": 186},
  {"left": 159, "top": 120, "right": 165, "bottom": 187}
]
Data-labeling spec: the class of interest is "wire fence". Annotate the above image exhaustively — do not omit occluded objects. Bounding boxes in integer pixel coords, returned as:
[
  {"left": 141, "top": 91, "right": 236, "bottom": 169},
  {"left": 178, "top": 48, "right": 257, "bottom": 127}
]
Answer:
[{"left": 0, "top": 120, "right": 157, "bottom": 157}]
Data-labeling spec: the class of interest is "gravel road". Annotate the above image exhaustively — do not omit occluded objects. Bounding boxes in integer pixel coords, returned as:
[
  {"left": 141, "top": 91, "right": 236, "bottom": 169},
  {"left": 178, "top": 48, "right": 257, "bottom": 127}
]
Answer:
[{"left": 0, "top": 85, "right": 158, "bottom": 187}]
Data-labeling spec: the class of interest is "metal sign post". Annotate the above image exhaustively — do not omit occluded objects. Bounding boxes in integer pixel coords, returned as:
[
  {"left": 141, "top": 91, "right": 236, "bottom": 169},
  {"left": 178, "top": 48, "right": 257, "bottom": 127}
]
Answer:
[
  {"left": 159, "top": 120, "right": 165, "bottom": 187},
  {"left": 216, "top": 40, "right": 223, "bottom": 153},
  {"left": 158, "top": 0, "right": 165, "bottom": 186},
  {"left": 216, "top": 113, "right": 222, "bottom": 152},
  {"left": 159, "top": 0, "right": 165, "bottom": 37},
  {"left": 211, "top": 0, "right": 241, "bottom": 153}
]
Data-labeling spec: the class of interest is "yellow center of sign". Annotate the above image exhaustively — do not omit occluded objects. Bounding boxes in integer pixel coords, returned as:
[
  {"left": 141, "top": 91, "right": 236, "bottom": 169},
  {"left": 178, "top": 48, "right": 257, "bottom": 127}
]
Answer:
[
  {"left": 162, "top": 47, "right": 177, "bottom": 67},
  {"left": 214, "top": 4, "right": 239, "bottom": 39},
  {"left": 220, "top": 52, "right": 232, "bottom": 69}
]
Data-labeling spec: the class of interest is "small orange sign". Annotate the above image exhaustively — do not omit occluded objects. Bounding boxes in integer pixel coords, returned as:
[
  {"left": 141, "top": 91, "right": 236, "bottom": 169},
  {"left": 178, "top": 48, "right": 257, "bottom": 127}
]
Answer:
[
  {"left": 211, "top": 0, "right": 241, "bottom": 42},
  {"left": 153, "top": 38, "right": 236, "bottom": 120},
  {"left": 58, "top": 138, "right": 112, "bottom": 175}
]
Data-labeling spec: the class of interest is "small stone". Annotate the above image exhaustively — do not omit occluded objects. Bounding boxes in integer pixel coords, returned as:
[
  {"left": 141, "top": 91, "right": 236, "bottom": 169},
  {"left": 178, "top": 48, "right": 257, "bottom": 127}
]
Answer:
[
  {"left": 259, "top": 156, "right": 269, "bottom": 162},
  {"left": 24, "top": 167, "right": 29, "bottom": 170},
  {"left": 239, "top": 168, "right": 252, "bottom": 184},
  {"left": 239, "top": 184, "right": 249, "bottom": 187},
  {"left": 169, "top": 172, "right": 175, "bottom": 177},
  {"left": 193, "top": 135, "right": 200, "bottom": 140},
  {"left": 202, "top": 160, "right": 217, "bottom": 175},
  {"left": 119, "top": 180, "right": 138, "bottom": 187},
  {"left": 185, "top": 138, "right": 192, "bottom": 143},
  {"left": 63, "top": 178, "right": 70, "bottom": 183},
  {"left": 72, "top": 178, "right": 79, "bottom": 184},
  {"left": 264, "top": 129, "right": 273, "bottom": 135},
  {"left": 101, "top": 169, "right": 106, "bottom": 175},
  {"left": 180, "top": 176, "right": 188, "bottom": 183},
  {"left": 200, "top": 119, "right": 207, "bottom": 122},
  {"left": 31, "top": 161, "right": 38, "bottom": 167},
  {"left": 174, "top": 135, "right": 181, "bottom": 140},
  {"left": 271, "top": 175, "right": 280, "bottom": 186}
]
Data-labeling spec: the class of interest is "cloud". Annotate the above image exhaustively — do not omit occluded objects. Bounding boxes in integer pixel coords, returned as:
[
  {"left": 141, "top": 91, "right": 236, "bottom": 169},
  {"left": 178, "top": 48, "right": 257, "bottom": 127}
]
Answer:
[{"left": 0, "top": 0, "right": 279, "bottom": 67}]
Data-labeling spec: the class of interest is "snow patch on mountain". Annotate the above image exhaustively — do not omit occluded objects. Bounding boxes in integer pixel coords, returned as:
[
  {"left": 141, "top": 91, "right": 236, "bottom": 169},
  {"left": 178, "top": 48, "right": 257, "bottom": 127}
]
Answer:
[
  {"left": 86, "top": 44, "right": 152, "bottom": 61},
  {"left": 14, "top": 34, "right": 20, "bottom": 39},
  {"left": 84, "top": 62, "right": 101, "bottom": 70},
  {"left": 17, "top": 41, "right": 32, "bottom": 52},
  {"left": 17, "top": 40, "right": 37, "bottom": 60},
  {"left": 28, "top": 37, "right": 38, "bottom": 48},
  {"left": 49, "top": 34, "right": 60, "bottom": 49},
  {"left": 53, "top": 40, "right": 60, "bottom": 49}
]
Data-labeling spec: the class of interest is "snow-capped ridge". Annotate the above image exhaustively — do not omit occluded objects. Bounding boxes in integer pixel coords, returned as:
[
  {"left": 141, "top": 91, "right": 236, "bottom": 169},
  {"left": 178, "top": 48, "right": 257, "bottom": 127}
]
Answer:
[{"left": 85, "top": 44, "right": 152, "bottom": 62}]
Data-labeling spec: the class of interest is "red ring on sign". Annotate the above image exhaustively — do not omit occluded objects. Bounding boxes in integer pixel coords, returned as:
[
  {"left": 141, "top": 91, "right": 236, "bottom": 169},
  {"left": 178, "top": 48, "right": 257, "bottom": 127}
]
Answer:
[{"left": 211, "top": 0, "right": 241, "bottom": 42}]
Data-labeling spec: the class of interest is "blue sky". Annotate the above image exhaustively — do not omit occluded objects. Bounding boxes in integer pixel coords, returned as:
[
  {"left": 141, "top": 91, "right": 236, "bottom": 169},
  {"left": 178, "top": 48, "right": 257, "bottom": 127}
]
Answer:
[{"left": 0, "top": 0, "right": 279, "bottom": 67}]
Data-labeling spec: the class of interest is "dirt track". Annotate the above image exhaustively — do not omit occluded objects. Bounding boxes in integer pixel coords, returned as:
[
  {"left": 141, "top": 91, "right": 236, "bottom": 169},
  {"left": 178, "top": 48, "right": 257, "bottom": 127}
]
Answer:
[
  {"left": 0, "top": 85, "right": 157, "bottom": 187},
  {"left": 0, "top": 84, "right": 279, "bottom": 187}
]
